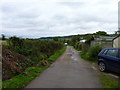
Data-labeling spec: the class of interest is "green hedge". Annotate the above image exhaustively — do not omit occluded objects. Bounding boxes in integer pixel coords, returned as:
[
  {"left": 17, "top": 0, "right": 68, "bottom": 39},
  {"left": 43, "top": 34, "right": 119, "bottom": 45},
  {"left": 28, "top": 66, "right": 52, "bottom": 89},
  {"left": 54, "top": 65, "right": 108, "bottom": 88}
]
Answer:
[
  {"left": 48, "top": 46, "right": 66, "bottom": 62},
  {"left": 81, "top": 45, "right": 102, "bottom": 62},
  {"left": 2, "top": 46, "right": 66, "bottom": 88}
]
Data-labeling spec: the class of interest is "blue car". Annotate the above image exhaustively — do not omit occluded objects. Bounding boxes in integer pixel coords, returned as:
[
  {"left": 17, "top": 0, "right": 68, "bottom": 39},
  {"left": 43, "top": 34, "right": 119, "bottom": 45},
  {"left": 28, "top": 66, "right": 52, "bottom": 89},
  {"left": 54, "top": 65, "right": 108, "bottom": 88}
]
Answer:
[{"left": 98, "top": 48, "right": 120, "bottom": 73}]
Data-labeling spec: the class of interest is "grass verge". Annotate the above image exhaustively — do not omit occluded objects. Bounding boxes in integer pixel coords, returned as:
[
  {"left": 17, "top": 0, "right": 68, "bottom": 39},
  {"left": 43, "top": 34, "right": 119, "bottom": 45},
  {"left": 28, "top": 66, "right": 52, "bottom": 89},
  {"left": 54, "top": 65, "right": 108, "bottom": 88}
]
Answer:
[
  {"left": 74, "top": 45, "right": 120, "bottom": 89},
  {"left": 98, "top": 73, "right": 120, "bottom": 89},
  {"left": 48, "top": 46, "right": 66, "bottom": 62},
  {"left": 2, "top": 66, "right": 47, "bottom": 88},
  {"left": 81, "top": 54, "right": 120, "bottom": 89},
  {"left": 2, "top": 46, "right": 66, "bottom": 89},
  {"left": 80, "top": 54, "right": 97, "bottom": 63},
  {"left": 80, "top": 51, "right": 119, "bottom": 89}
]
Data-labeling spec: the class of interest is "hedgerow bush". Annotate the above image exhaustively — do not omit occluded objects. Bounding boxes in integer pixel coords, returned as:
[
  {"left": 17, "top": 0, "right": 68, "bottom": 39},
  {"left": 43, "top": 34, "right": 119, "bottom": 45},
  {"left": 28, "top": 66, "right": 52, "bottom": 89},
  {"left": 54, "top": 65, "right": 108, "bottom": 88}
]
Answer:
[
  {"left": 81, "top": 45, "right": 102, "bottom": 62},
  {"left": 87, "top": 45, "right": 102, "bottom": 61},
  {"left": 74, "top": 42, "right": 82, "bottom": 50},
  {"left": 6, "top": 36, "right": 64, "bottom": 66},
  {"left": 2, "top": 45, "right": 66, "bottom": 88}
]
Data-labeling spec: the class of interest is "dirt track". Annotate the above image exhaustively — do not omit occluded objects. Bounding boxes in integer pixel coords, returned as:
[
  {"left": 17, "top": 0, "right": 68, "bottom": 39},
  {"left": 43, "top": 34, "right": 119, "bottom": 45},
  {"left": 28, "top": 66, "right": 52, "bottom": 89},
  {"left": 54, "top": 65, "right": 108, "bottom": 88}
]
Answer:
[{"left": 25, "top": 46, "right": 102, "bottom": 88}]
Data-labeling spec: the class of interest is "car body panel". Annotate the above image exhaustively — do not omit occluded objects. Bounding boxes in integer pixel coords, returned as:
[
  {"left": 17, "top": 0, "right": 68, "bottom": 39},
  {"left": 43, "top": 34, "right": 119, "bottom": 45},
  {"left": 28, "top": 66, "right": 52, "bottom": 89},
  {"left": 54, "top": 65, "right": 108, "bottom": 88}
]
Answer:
[{"left": 98, "top": 48, "right": 120, "bottom": 73}]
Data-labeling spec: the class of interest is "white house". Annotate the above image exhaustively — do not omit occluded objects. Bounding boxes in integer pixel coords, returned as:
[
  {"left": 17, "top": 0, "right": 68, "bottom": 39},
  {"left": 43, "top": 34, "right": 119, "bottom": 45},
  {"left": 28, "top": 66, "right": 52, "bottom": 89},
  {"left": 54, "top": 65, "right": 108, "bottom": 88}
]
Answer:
[{"left": 113, "top": 35, "right": 120, "bottom": 48}]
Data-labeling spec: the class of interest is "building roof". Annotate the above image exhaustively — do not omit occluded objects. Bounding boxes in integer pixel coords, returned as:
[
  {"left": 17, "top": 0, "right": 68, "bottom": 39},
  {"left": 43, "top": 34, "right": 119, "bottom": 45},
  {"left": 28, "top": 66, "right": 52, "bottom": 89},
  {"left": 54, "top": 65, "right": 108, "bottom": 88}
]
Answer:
[{"left": 93, "top": 35, "right": 115, "bottom": 41}]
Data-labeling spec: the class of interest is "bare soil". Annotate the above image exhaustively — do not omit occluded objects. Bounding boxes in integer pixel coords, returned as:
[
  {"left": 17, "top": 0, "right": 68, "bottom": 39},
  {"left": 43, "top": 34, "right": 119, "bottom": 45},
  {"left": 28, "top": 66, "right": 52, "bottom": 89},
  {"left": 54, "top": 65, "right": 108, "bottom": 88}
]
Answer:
[{"left": 2, "top": 47, "right": 30, "bottom": 80}]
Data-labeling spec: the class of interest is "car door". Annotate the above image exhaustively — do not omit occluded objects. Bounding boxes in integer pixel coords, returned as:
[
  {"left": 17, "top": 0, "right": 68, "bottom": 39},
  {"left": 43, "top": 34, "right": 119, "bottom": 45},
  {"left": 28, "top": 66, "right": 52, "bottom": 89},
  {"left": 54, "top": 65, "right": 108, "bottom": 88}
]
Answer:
[
  {"left": 118, "top": 49, "right": 120, "bottom": 73},
  {"left": 98, "top": 49, "right": 109, "bottom": 64},
  {"left": 105, "top": 49, "right": 119, "bottom": 72}
]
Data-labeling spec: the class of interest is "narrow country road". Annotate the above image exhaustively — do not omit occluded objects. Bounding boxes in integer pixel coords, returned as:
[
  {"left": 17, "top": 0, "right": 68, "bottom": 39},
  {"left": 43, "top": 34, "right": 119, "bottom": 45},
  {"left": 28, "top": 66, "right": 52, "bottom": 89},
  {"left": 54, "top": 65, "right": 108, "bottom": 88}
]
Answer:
[{"left": 25, "top": 46, "right": 102, "bottom": 88}]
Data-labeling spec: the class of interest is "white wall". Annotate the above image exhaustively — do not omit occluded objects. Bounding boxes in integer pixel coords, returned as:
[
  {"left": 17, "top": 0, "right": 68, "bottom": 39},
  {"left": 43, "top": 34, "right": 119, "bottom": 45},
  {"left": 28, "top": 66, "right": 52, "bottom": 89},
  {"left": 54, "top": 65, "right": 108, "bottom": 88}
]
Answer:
[
  {"left": 113, "top": 36, "right": 120, "bottom": 48},
  {"left": 91, "top": 41, "right": 112, "bottom": 48}
]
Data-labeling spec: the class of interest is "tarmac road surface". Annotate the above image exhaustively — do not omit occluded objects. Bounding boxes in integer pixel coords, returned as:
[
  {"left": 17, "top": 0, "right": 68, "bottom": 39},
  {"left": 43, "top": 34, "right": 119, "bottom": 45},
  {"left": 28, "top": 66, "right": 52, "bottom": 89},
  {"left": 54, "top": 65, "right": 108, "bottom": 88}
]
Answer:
[{"left": 25, "top": 46, "right": 102, "bottom": 88}]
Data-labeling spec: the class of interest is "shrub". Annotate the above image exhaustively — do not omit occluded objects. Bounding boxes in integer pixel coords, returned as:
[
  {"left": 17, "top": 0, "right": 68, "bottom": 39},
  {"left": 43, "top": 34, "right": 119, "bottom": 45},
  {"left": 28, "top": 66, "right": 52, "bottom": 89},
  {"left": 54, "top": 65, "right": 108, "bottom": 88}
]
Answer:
[
  {"left": 3, "top": 37, "right": 64, "bottom": 81},
  {"left": 17, "top": 49, "right": 32, "bottom": 56},
  {"left": 87, "top": 45, "right": 102, "bottom": 59},
  {"left": 2, "top": 46, "right": 66, "bottom": 88},
  {"left": 7, "top": 37, "right": 63, "bottom": 59},
  {"left": 74, "top": 43, "right": 82, "bottom": 50},
  {"left": 8, "top": 36, "right": 24, "bottom": 49},
  {"left": 81, "top": 45, "right": 102, "bottom": 62}
]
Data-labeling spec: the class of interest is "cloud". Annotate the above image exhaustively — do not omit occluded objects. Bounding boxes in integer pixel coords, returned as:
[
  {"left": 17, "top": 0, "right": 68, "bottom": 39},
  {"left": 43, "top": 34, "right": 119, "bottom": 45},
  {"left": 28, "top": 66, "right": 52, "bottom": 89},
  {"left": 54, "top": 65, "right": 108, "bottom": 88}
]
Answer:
[{"left": 0, "top": 0, "right": 119, "bottom": 38}]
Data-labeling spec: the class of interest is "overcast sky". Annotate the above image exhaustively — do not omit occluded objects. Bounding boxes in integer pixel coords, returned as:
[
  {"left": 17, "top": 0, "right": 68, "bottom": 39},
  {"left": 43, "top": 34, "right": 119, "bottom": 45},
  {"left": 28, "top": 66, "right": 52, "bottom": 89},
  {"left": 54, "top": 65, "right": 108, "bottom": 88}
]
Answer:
[{"left": 0, "top": 0, "right": 119, "bottom": 38}]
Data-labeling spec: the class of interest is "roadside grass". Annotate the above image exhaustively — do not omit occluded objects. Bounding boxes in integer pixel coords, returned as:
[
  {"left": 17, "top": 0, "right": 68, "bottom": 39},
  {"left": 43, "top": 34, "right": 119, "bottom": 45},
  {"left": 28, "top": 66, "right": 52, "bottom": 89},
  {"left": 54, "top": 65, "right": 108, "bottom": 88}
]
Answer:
[
  {"left": 81, "top": 53, "right": 120, "bottom": 89},
  {"left": 2, "top": 46, "right": 66, "bottom": 89},
  {"left": 99, "top": 73, "right": 120, "bottom": 89},
  {"left": 48, "top": 46, "right": 66, "bottom": 62},
  {"left": 80, "top": 54, "right": 97, "bottom": 63},
  {"left": 2, "top": 67, "right": 47, "bottom": 88},
  {"left": 74, "top": 47, "right": 81, "bottom": 51},
  {"left": 78, "top": 47, "right": 119, "bottom": 89},
  {"left": 81, "top": 54, "right": 120, "bottom": 89}
]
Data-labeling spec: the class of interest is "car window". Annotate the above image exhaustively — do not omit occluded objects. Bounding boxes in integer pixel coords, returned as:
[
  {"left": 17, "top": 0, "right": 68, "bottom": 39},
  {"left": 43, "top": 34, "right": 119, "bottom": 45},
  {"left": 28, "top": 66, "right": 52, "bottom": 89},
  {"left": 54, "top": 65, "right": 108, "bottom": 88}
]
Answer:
[
  {"left": 119, "top": 50, "right": 120, "bottom": 58},
  {"left": 106, "top": 49, "right": 118, "bottom": 57},
  {"left": 102, "top": 50, "right": 108, "bottom": 55}
]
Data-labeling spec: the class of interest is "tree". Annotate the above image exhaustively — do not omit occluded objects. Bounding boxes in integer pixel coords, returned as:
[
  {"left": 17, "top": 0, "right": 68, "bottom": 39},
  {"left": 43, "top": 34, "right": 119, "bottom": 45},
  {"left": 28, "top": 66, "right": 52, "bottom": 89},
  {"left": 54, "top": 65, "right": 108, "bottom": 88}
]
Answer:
[
  {"left": 2, "top": 34, "right": 5, "bottom": 40},
  {"left": 95, "top": 31, "right": 107, "bottom": 36},
  {"left": 70, "top": 35, "right": 81, "bottom": 45},
  {"left": 53, "top": 37, "right": 59, "bottom": 41},
  {"left": 9, "top": 36, "right": 24, "bottom": 48},
  {"left": 84, "top": 35, "right": 94, "bottom": 45}
]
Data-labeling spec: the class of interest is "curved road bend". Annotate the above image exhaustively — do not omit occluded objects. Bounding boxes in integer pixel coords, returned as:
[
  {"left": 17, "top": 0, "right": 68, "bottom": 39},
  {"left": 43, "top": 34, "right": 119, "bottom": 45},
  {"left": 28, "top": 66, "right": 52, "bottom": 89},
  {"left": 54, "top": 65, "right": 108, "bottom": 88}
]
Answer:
[{"left": 25, "top": 46, "right": 102, "bottom": 88}]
